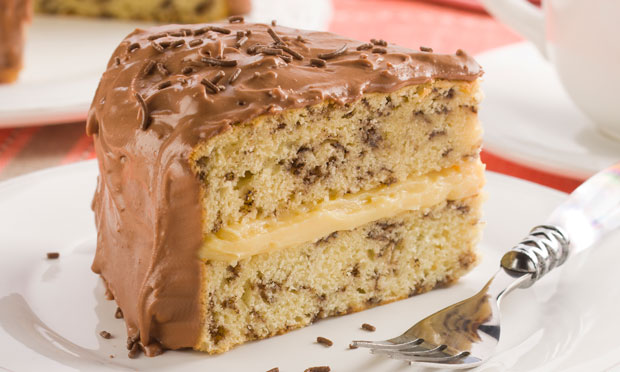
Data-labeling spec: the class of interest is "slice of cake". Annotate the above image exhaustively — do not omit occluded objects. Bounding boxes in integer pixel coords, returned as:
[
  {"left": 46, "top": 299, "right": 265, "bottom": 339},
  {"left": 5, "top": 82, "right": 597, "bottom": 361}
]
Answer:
[
  {"left": 88, "top": 20, "right": 484, "bottom": 357},
  {"left": 34, "top": 0, "right": 250, "bottom": 23},
  {"left": 0, "top": 0, "right": 32, "bottom": 83}
]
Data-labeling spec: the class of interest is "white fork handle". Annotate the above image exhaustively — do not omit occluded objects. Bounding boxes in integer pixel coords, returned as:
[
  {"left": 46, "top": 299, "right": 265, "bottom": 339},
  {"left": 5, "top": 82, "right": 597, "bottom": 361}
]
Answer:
[
  {"left": 479, "top": 0, "right": 547, "bottom": 57},
  {"left": 501, "top": 163, "right": 620, "bottom": 287}
]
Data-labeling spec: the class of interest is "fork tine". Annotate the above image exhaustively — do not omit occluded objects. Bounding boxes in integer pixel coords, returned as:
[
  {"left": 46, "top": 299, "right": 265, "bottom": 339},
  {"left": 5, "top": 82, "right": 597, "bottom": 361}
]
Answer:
[
  {"left": 388, "top": 350, "right": 472, "bottom": 363},
  {"left": 399, "top": 344, "right": 447, "bottom": 355},
  {"left": 370, "top": 344, "right": 428, "bottom": 355},
  {"left": 351, "top": 338, "right": 423, "bottom": 350}
]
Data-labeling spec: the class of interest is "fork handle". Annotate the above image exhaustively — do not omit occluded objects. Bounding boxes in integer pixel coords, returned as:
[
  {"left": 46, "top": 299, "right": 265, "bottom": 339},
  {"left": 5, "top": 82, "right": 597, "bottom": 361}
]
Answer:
[{"left": 501, "top": 163, "right": 620, "bottom": 288}]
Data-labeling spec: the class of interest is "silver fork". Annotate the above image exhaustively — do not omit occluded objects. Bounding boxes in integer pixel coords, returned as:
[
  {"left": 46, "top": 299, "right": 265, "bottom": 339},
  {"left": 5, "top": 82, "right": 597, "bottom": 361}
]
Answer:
[{"left": 352, "top": 163, "right": 620, "bottom": 369}]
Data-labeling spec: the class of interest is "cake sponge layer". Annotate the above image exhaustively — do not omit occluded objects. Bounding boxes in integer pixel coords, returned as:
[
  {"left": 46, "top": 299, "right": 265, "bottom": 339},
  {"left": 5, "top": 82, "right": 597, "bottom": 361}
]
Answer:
[
  {"left": 192, "top": 80, "right": 483, "bottom": 236},
  {"left": 34, "top": 0, "right": 249, "bottom": 23},
  {"left": 196, "top": 193, "right": 483, "bottom": 353}
]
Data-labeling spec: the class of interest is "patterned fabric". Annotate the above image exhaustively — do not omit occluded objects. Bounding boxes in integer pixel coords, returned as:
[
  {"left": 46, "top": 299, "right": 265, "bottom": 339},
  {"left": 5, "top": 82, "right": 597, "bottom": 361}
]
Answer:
[{"left": 0, "top": 0, "right": 581, "bottom": 192}]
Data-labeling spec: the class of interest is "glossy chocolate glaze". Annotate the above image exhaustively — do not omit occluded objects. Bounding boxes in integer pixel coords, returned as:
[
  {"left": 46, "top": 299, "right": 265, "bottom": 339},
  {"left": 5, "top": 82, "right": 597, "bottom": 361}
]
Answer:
[{"left": 88, "top": 22, "right": 482, "bottom": 354}]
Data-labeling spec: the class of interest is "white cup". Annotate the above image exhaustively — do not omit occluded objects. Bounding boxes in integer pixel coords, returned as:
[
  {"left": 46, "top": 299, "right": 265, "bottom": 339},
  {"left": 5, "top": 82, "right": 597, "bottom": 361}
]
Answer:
[{"left": 480, "top": 0, "right": 620, "bottom": 141}]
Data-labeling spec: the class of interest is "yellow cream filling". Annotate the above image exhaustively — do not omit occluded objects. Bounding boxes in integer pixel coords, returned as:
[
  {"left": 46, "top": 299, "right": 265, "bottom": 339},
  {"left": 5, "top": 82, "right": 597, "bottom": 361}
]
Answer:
[{"left": 201, "top": 160, "right": 485, "bottom": 262}]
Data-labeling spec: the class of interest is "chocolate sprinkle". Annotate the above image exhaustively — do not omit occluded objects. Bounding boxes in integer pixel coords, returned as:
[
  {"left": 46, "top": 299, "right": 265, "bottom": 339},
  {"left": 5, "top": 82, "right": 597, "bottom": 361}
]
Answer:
[
  {"left": 141, "top": 60, "right": 156, "bottom": 77},
  {"left": 260, "top": 47, "right": 283, "bottom": 55},
  {"left": 420, "top": 46, "right": 433, "bottom": 52},
  {"left": 280, "top": 45, "right": 303, "bottom": 60},
  {"left": 371, "top": 38, "right": 387, "bottom": 46},
  {"left": 246, "top": 43, "right": 267, "bottom": 54},
  {"left": 316, "top": 336, "right": 333, "bottom": 347},
  {"left": 134, "top": 92, "right": 151, "bottom": 130},
  {"left": 228, "top": 15, "right": 244, "bottom": 23},
  {"left": 126, "top": 333, "right": 140, "bottom": 350},
  {"left": 147, "top": 32, "right": 167, "bottom": 41},
  {"left": 189, "top": 39, "right": 203, "bottom": 47},
  {"left": 46, "top": 252, "right": 59, "bottom": 259},
  {"left": 99, "top": 330, "right": 112, "bottom": 339},
  {"left": 193, "top": 26, "right": 209, "bottom": 36},
  {"left": 318, "top": 44, "right": 347, "bottom": 60},
  {"left": 115, "top": 307, "right": 124, "bottom": 319},
  {"left": 181, "top": 66, "right": 193, "bottom": 75},
  {"left": 235, "top": 36, "right": 248, "bottom": 48},
  {"left": 128, "top": 343, "right": 140, "bottom": 359},
  {"left": 151, "top": 42, "right": 165, "bottom": 53},
  {"left": 202, "top": 57, "right": 238, "bottom": 67},
  {"left": 279, "top": 54, "right": 292, "bottom": 63},
  {"left": 156, "top": 62, "right": 169, "bottom": 76},
  {"left": 169, "top": 31, "right": 184, "bottom": 37},
  {"left": 228, "top": 68, "right": 242, "bottom": 84},
  {"left": 159, "top": 41, "right": 171, "bottom": 49},
  {"left": 201, "top": 78, "right": 220, "bottom": 94},
  {"left": 171, "top": 39, "right": 185, "bottom": 48},
  {"left": 304, "top": 367, "right": 330, "bottom": 372},
  {"left": 211, "top": 70, "right": 225, "bottom": 84},
  {"left": 114, "top": 57, "right": 121, "bottom": 66},
  {"left": 372, "top": 47, "right": 387, "bottom": 54},
  {"left": 181, "top": 28, "right": 192, "bottom": 36},
  {"left": 361, "top": 323, "right": 376, "bottom": 331},
  {"left": 356, "top": 43, "right": 373, "bottom": 50},
  {"left": 210, "top": 26, "right": 232, "bottom": 34},
  {"left": 310, "top": 58, "right": 326, "bottom": 67},
  {"left": 157, "top": 81, "right": 172, "bottom": 90},
  {"left": 236, "top": 30, "right": 244, "bottom": 39},
  {"left": 127, "top": 42, "right": 140, "bottom": 53},
  {"left": 267, "top": 27, "right": 284, "bottom": 45}
]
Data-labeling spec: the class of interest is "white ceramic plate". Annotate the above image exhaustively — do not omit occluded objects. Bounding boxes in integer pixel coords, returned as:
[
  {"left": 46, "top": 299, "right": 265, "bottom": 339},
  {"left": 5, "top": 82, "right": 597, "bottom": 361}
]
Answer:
[
  {"left": 477, "top": 42, "right": 620, "bottom": 180},
  {"left": 0, "top": 0, "right": 332, "bottom": 128},
  {"left": 1, "top": 161, "right": 620, "bottom": 371}
]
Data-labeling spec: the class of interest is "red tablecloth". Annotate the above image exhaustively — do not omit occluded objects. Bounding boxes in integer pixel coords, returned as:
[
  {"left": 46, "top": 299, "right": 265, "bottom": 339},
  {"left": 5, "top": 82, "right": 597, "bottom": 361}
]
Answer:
[{"left": 0, "top": 0, "right": 583, "bottom": 192}]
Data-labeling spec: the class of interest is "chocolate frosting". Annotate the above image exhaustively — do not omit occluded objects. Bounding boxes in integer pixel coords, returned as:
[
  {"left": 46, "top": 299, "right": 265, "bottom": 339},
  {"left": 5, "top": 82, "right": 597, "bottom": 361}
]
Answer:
[{"left": 88, "top": 21, "right": 482, "bottom": 353}]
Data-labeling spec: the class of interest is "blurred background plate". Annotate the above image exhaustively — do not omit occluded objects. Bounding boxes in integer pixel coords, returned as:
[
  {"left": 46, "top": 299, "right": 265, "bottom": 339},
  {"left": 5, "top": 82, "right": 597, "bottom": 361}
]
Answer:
[
  {"left": 0, "top": 0, "right": 332, "bottom": 128},
  {"left": 478, "top": 42, "right": 620, "bottom": 180}
]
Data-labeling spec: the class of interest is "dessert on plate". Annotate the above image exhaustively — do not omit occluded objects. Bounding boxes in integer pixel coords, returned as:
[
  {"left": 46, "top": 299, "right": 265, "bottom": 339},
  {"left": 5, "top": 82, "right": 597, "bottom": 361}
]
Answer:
[
  {"left": 34, "top": 0, "right": 250, "bottom": 23},
  {"left": 0, "top": 0, "right": 32, "bottom": 83},
  {"left": 87, "top": 20, "right": 485, "bottom": 356}
]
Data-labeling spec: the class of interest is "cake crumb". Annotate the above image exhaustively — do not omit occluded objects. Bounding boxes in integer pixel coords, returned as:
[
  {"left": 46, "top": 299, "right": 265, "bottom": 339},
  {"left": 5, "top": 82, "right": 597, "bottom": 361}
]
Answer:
[
  {"left": 99, "top": 330, "right": 112, "bottom": 339},
  {"left": 266, "top": 368, "right": 279, "bottom": 372},
  {"left": 46, "top": 252, "right": 59, "bottom": 259},
  {"left": 349, "top": 343, "right": 358, "bottom": 349},
  {"left": 304, "top": 367, "right": 331, "bottom": 372},
  {"left": 109, "top": 354, "right": 114, "bottom": 359},
  {"left": 115, "top": 307, "right": 123, "bottom": 319},
  {"left": 361, "top": 323, "right": 376, "bottom": 332},
  {"left": 316, "top": 336, "right": 333, "bottom": 347}
]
